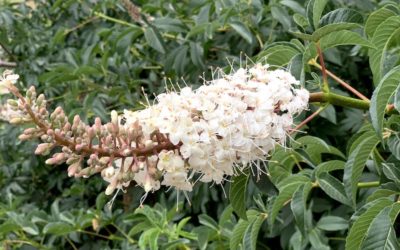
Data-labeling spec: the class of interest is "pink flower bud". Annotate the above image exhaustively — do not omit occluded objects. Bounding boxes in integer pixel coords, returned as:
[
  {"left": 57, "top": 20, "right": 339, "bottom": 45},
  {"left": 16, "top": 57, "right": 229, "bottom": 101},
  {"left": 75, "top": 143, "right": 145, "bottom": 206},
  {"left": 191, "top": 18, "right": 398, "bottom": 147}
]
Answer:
[
  {"left": 18, "top": 134, "right": 31, "bottom": 141},
  {"left": 67, "top": 162, "right": 81, "bottom": 177},
  {"left": 35, "top": 143, "right": 51, "bottom": 155}
]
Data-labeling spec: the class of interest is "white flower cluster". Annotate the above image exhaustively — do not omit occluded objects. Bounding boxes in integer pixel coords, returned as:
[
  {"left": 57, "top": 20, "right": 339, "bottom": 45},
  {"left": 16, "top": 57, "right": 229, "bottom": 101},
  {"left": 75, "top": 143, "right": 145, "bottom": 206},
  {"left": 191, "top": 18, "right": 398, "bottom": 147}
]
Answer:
[{"left": 106, "top": 64, "right": 309, "bottom": 195}]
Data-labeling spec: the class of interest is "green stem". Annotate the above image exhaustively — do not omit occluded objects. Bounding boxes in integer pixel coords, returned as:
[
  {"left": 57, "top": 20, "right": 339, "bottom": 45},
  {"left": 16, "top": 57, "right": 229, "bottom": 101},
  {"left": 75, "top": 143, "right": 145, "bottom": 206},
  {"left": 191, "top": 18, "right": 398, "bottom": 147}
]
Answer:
[
  {"left": 357, "top": 181, "right": 380, "bottom": 188},
  {"left": 94, "top": 11, "right": 138, "bottom": 28},
  {"left": 314, "top": 181, "right": 380, "bottom": 189},
  {"left": 309, "top": 92, "right": 370, "bottom": 110},
  {"left": 111, "top": 223, "right": 136, "bottom": 243}
]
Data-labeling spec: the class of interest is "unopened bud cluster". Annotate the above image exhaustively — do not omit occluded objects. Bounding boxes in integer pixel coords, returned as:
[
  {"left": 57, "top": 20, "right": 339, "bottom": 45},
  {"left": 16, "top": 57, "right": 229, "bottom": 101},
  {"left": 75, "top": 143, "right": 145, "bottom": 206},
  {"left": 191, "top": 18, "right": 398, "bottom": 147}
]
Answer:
[{"left": 1, "top": 64, "right": 309, "bottom": 198}]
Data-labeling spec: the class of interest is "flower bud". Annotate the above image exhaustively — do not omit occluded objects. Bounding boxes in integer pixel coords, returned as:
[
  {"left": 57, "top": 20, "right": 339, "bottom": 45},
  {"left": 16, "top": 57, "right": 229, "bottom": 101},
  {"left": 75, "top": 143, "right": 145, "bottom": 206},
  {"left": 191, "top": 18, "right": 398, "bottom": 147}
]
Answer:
[
  {"left": 45, "top": 153, "right": 66, "bottom": 165},
  {"left": 102, "top": 166, "right": 115, "bottom": 179},
  {"left": 7, "top": 99, "right": 18, "bottom": 107},
  {"left": 36, "top": 94, "right": 45, "bottom": 107},
  {"left": 67, "top": 162, "right": 81, "bottom": 177},
  {"left": 105, "top": 184, "right": 116, "bottom": 196},
  {"left": 18, "top": 134, "right": 32, "bottom": 141},
  {"left": 111, "top": 110, "right": 118, "bottom": 125},
  {"left": 9, "top": 117, "right": 23, "bottom": 124},
  {"left": 35, "top": 143, "right": 52, "bottom": 155}
]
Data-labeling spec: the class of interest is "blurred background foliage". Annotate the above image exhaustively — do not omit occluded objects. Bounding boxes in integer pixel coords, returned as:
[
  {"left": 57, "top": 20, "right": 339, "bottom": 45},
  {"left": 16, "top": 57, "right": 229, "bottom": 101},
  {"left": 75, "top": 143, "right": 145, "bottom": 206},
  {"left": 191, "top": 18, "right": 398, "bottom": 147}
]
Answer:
[{"left": 1, "top": 0, "right": 400, "bottom": 249}]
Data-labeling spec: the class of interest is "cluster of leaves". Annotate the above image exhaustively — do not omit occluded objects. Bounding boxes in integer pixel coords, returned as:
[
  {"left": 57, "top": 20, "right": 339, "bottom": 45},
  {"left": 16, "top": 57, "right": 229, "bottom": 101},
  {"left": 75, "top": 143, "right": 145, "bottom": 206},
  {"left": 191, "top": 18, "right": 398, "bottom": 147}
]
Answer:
[{"left": 1, "top": 0, "right": 400, "bottom": 249}]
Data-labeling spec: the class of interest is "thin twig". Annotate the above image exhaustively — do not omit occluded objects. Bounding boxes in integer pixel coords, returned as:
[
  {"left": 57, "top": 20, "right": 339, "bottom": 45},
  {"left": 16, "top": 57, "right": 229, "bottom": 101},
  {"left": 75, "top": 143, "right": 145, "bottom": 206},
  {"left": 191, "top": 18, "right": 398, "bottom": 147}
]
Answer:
[
  {"left": 310, "top": 59, "right": 369, "bottom": 101},
  {"left": 290, "top": 106, "right": 326, "bottom": 134},
  {"left": 65, "top": 236, "right": 78, "bottom": 250},
  {"left": 316, "top": 43, "right": 329, "bottom": 91},
  {"left": 0, "top": 60, "right": 17, "bottom": 68}
]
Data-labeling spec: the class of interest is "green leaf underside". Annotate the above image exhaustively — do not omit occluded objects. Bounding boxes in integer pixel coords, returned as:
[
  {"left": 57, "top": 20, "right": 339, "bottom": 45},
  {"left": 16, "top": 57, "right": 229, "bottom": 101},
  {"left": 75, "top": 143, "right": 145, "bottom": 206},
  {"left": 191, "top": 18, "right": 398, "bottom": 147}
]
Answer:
[
  {"left": 230, "top": 174, "right": 249, "bottom": 220},
  {"left": 368, "top": 16, "right": 400, "bottom": 85},
  {"left": 318, "top": 172, "right": 351, "bottom": 206},
  {"left": 345, "top": 198, "right": 394, "bottom": 250},
  {"left": 343, "top": 131, "right": 380, "bottom": 206},
  {"left": 370, "top": 65, "right": 400, "bottom": 136}
]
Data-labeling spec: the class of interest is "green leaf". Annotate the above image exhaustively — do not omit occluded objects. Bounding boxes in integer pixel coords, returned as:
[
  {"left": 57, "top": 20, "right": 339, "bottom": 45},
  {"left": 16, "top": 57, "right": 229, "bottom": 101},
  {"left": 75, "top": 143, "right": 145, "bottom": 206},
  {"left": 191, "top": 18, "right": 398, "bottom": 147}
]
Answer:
[
  {"left": 291, "top": 182, "right": 312, "bottom": 235},
  {"left": 394, "top": 86, "right": 400, "bottom": 112},
  {"left": 199, "top": 214, "right": 219, "bottom": 232},
  {"left": 312, "top": 23, "right": 362, "bottom": 41},
  {"left": 230, "top": 174, "right": 249, "bottom": 220},
  {"left": 367, "top": 189, "right": 400, "bottom": 203},
  {"left": 345, "top": 198, "right": 394, "bottom": 250},
  {"left": 242, "top": 213, "right": 267, "bottom": 250},
  {"left": 320, "top": 30, "right": 374, "bottom": 50},
  {"left": 343, "top": 132, "right": 380, "bottom": 206},
  {"left": 382, "top": 163, "right": 400, "bottom": 183},
  {"left": 229, "top": 21, "right": 253, "bottom": 44},
  {"left": 270, "top": 180, "right": 306, "bottom": 225},
  {"left": 315, "top": 160, "right": 345, "bottom": 177},
  {"left": 0, "top": 221, "right": 20, "bottom": 234},
  {"left": 319, "top": 8, "right": 364, "bottom": 27},
  {"left": 189, "top": 42, "right": 205, "bottom": 69},
  {"left": 306, "top": 0, "right": 328, "bottom": 30},
  {"left": 317, "top": 172, "right": 351, "bottom": 206},
  {"left": 257, "top": 44, "right": 300, "bottom": 67},
  {"left": 230, "top": 219, "right": 250, "bottom": 250},
  {"left": 43, "top": 222, "right": 75, "bottom": 236},
  {"left": 368, "top": 16, "right": 400, "bottom": 84},
  {"left": 230, "top": 210, "right": 259, "bottom": 250},
  {"left": 370, "top": 65, "right": 400, "bottom": 136},
  {"left": 365, "top": 5, "right": 398, "bottom": 38},
  {"left": 360, "top": 206, "right": 400, "bottom": 250},
  {"left": 293, "top": 13, "right": 309, "bottom": 29},
  {"left": 138, "top": 228, "right": 160, "bottom": 250},
  {"left": 317, "top": 216, "right": 349, "bottom": 231},
  {"left": 388, "top": 134, "right": 400, "bottom": 160},
  {"left": 348, "top": 129, "right": 376, "bottom": 155},
  {"left": 144, "top": 27, "right": 166, "bottom": 54}
]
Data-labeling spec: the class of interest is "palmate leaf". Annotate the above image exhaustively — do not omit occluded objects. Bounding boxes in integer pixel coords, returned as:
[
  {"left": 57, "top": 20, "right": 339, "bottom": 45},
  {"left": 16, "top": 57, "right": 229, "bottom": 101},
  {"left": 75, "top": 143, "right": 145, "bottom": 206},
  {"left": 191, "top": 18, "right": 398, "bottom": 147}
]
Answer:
[
  {"left": 345, "top": 198, "right": 394, "bottom": 250},
  {"left": 388, "top": 135, "right": 400, "bottom": 160},
  {"left": 43, "top": 221, "right": 75, "bottom": 236},
  {"left": 343, "top": 131, "right": 380, "bottom": 207},
  {"left": 317, "top": 216, "right": 348, "bottom": 231},
  {"left": 320, "top": 30, "right": 374, "bottom": 50},
  {"left": 269, "top": 179, "right": 310, "bottom": 225},
  {"left": 297, "top": 8, "right": 364, "bottom": 42},
  {"left": 230, "top": 174, "right": 249, "bottom": 220},
  {"left": 144, "top": 26, "right": 166, "bottom": 54},
  {"left": 395, "top": 86, "right": 400, "bottom": 112},
  {"left": 365, "top": 5, "right": 399, "bottom": 38},
  {"left": 317, "top": 172, "right": 351, "bottom": 206},
  {"left": 368, "top": 16, "right": 400, "bottom": 85},
  {"left": 319, "top": 8, "right": 364, "bottom": 27},
  {"left": 290, "top": 182, "right": 312, "bottom": 235},
  {"left": 242, "top": 213, "right": 267, "bottom": 250},
  {"left": 257, "top": 44, "right": 301, "bottom": 67},
  {"left": 230, "top": 210, "right": 260, "bottom": 250},
  {"left": 360, "top": 206, "right": 400, "bottom": 250},
  {"left": 370, "top": 66, "right": 400, "bottom": 137},
  {"left": 382, "top": 163, "right": 400, "bottom": 183},
  {"left": 229, "top": 21, "right": 254, "bottom": 44},
  {"left": 311, "top": 23, "right": 362, "bottom": 41},
  {"left": 314, "top": 160, "right": 345, "bottom": 177},
  {"left": 306, "top": 0, "right": 328, "bottom": 30}
]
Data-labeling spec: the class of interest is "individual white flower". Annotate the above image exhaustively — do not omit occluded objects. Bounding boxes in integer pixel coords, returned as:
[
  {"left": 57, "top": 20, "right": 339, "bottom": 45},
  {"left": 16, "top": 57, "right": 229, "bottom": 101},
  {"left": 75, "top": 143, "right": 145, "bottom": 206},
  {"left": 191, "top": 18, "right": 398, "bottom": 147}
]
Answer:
[
  {"left": 161, "top": 171, "right": 192, "bottom": 191},
  {"left": 134, "top": 169, "right": 160, "bottom": 193},
  {"left": 0, "top": 70, "right": 19, "bottom": 95}
]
